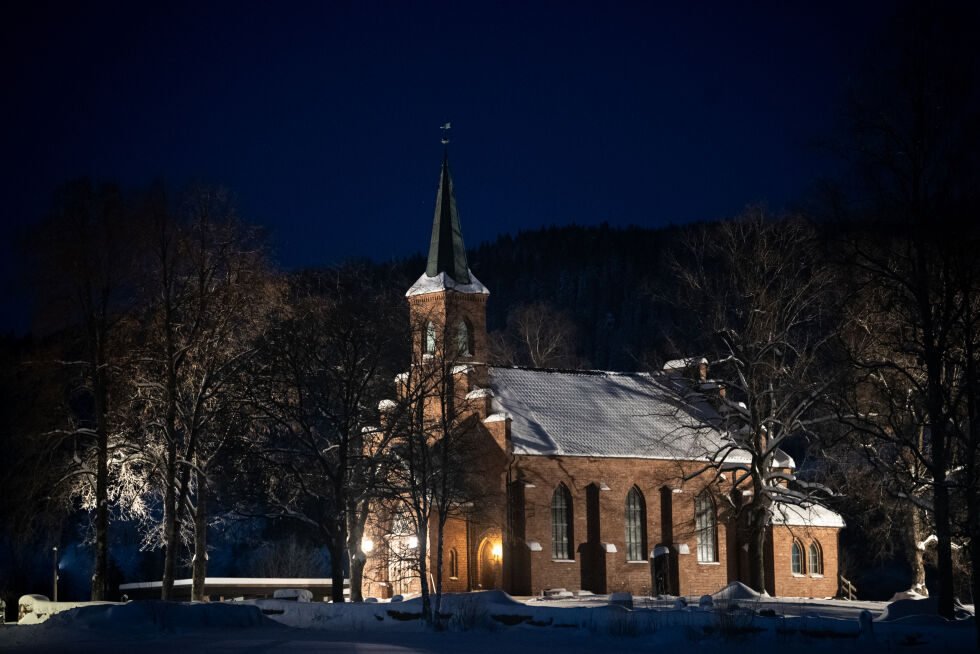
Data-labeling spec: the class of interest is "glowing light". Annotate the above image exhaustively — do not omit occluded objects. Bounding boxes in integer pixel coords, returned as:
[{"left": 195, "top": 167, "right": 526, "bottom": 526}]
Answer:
[
  {"left": 408, "top": 536, "right": 418, "bottom": 548},
  {"left": 361, "top": 538, "right": 374, "bottom": 553},
  {"left": 491, "top": 543, "right": 502, "bottom": 559}
]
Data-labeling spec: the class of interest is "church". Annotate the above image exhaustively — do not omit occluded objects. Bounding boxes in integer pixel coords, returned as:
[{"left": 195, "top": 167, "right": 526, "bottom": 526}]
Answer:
[{"left": 362, "top": 152, "right": 844, "bottom": 600}]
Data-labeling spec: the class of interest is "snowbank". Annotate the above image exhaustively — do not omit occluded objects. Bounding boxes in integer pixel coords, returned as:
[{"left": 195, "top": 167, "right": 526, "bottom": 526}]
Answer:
[
  {"left": 17, "top": 595, "right": 118, "bottom": 625},
  {"left": 711, "top": 581, "right": 762, "bottom": 601},
  {"left": 877, "top": 596, "right": 975, "bottom": 623},
  {"left": 43, "top": 601, "right": 274, "bottom": 632}
]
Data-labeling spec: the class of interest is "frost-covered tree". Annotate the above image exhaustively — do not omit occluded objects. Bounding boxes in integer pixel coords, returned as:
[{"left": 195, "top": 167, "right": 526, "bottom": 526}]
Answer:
[{"left": 131, "top": 184, "right": 277, "bottom": 599}]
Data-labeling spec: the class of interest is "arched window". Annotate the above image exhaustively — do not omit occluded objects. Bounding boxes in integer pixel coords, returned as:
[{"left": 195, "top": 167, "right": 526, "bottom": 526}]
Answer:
[
  {"left": 551, "top": 483, "right": 573, "bottom": 560},
  {"left": 625, "top": 486, "right": 646, "bottom": 561},
  {"left": 457, "top": 321, "right": 471, "bottom": 355},
  {"left": 808, "top": 541, "right": 822, "bottom": 575},
  {"left": 425, "top": 321, "right": 436, "bottom": 354},
  {"left": 449, "top": 548, "right": 459, "bottom": 578},
  {"left": 694, "top": 491, "right": 717, "bottom": 563},
  {"left": 791, "top": 541, "right": 804, "bottom": 574}
]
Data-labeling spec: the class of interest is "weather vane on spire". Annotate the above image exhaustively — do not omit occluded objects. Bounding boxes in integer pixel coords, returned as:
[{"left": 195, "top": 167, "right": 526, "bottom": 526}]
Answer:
[{"left": 440, "top": 122, "right": 451, "bottom": 145}]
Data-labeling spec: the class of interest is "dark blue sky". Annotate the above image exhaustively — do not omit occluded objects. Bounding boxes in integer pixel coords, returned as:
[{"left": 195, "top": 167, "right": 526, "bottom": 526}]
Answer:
[{"left": 1, "top": 1, "right": 888, "bottom": 332}]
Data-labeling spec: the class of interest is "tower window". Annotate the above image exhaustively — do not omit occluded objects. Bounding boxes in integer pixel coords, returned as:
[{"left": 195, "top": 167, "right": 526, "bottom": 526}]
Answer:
[
  {"left": 551, "top": 483, "right": 573, "bottom": 560},
  {"left": 695, "top": 491, "right": 717, "bottom": 563},
  {"left": 457, "top": 321, "right": 471, "bottom": 356},
  {"left": 625, "top": 486, "right": 646, "bottom": 561},
  {"left": 425, "top": 321, "right": 436, "bottom": 354}
]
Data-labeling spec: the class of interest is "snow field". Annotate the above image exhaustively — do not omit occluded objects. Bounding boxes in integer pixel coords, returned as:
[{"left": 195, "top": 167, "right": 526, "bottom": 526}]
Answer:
[{"left": 3, "top": 586, "right": 975, "bottom": 653}]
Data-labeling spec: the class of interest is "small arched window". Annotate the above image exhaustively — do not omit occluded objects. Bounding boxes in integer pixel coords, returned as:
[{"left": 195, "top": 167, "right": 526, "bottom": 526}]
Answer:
[
  {"left": 457, "top": 321, "right": 471, "bottom": 355},
  {"left": 791, "top": 541, "right": 804, "bottom": 574},
  {"left": 449, "top": 548, "right": 459, "bottom": 578},
  {"left": 808, "top": 541, "right": 822, "bottom": 575},
  {"left": 551, "top": 483, "right": 573, "bottom": 560},
  {"left": 695, "top": 491, "right": 717, "bottom": 563},
  {"left": 425, "top": 321, "right": 436, "bottom": 354},
  {"left": 625, "top": 486, "right": 646, "bottom": 561}
]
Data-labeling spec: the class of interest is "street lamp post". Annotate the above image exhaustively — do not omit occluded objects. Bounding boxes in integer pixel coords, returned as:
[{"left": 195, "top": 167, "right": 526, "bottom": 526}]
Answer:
[{"left": 52, "top": 547, "right": 58, "bottom": 602}]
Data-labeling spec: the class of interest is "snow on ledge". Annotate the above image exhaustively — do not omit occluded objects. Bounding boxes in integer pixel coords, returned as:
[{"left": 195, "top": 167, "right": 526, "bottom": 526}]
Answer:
[
  {"left": 406, "top": 270, "right": 490, "bottom": 297},
  {"left": 378, "top": 399, "right": 397, "bottom": 411},
  {"left": 484, "top": 412, "right": 511, "bottom": 423},
  {"left": 600, "top": 542, "right": 617, "bottom": 553},
  {"left": 771, "top": 502, "right": 845, "bottom": 528},
  {"left": 526, "top": 541, "right": 542, "bottom": 551},
  {"left": 466, "top": 388, "right": 494, "bottom": 400}
]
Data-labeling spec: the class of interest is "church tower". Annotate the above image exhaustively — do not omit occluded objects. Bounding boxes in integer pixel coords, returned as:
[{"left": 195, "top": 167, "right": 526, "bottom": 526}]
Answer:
[{"left": 406, "top": 150, "right": 490, "bottom": 387}]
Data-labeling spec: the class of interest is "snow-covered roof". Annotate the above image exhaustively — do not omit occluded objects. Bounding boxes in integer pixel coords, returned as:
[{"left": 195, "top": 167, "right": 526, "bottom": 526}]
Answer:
[
  {"left": 771, "top": 502, "right": 845, "bottom": 528},
  {"left": 488, "top": 366, "right": 750, "bottom": 462},
  {"left": 663, "top": 357, "right": 708, "bottom": 371},
  {"left": 772, "top": 449, "right": 796, "bottom": 469},
  {"left": 405, "top": 270, "right": 490, "bottom": 297}
]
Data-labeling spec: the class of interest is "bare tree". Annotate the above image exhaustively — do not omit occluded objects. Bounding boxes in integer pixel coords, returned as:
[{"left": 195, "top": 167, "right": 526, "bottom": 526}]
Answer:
[
  {"left": 379, "top": 312, "right": 496, "bottom": 623},
  {"left": 27, "top": 179, "right": 140, "bottom": 600},
  {"left": 666, "top": 211, "right": 840, "bottom": 593},
  {"left": 828, "top": 1, "right": 980, "bottom": 620},
  {"left": 242, "top": 264, "right": 404, "bottom": 602},
  {"left": 489, "top": 302, "right": 580, "bottom": 368}
]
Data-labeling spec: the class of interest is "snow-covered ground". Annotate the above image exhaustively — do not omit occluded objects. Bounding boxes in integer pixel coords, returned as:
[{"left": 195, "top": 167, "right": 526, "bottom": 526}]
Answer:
[{"left": 1, "top": 586, "right": 975, "bottom": 653}]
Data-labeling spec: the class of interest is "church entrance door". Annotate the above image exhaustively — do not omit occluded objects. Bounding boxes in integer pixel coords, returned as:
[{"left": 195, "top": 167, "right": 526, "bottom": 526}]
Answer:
[
  {"left": 478, "top": 538, "right": 498, "bottom": 589},
  {"left": 652, "top": 544, "right": 674, "bottom": 595}
]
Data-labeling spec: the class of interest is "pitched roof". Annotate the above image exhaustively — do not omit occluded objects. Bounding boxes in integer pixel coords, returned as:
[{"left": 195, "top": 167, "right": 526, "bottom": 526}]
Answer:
[
  {"left": 488, "top": 366, "right": 750, "bottom": 462},
  {"left": 425, "top": 150, "right": 470, "bottom": 284}
]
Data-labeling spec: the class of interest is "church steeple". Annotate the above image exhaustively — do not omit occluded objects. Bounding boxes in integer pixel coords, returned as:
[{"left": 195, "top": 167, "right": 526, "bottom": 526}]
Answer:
[{"left": 426, "top": 150, "right": 471, "bottom": 284}]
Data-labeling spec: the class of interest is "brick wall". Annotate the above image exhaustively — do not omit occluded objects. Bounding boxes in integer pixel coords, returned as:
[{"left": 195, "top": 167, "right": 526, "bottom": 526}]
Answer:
[
  {"left": 511, "top": 455, "right": 735, "bottom": 596},
  {"left": 769, "top": 525, "right": 839, "bottom": 598}
]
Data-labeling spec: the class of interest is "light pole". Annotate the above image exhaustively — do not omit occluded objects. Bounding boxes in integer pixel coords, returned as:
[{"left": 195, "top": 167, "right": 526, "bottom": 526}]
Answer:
[{"left": 52, "top": 546, "right": 58, "bottom": 602}]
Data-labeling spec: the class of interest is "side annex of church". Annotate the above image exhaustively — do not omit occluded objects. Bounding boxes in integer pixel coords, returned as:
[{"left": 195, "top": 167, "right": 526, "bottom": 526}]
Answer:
[{"left": 362, "top": 151, "right": 844, "bottom": 599}]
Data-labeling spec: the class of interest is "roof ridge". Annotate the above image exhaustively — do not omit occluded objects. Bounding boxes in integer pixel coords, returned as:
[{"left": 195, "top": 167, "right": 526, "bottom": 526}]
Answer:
[{"left": 489, "top": 365, "right": 651, "bottom": 377}]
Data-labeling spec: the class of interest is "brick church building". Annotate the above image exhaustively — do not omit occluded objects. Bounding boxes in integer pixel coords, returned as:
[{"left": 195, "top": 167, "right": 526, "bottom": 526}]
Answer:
[{"left": 363, "top": 152, "right": 844, "bottom": 600}]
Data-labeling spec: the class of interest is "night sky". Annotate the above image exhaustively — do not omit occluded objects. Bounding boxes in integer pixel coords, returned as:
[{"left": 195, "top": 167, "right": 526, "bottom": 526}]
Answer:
[{"left": 1, "top": 1, "right": 889, "bottom": 333}]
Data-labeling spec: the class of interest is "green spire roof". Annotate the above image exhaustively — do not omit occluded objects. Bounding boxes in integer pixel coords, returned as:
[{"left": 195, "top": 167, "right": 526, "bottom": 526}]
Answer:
[{"left": 425, "top": 150, "right": 470, "bottom": 284}]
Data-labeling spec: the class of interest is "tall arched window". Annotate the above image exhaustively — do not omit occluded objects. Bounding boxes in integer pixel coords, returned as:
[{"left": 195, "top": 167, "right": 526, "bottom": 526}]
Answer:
[
  {"left": 457, "top": 321, "right": 471, "bottom": 355},
  {"left": 425, "top": 321, "right": 436, "bottom": 354},
  {"left": 625, "top": 486, "right": 646, "bottom": 561},
  {"left": 808, "top": 541, "right": 822, "bottom": 575},
  {"left": 694, "top": 491, "right": 717, "bottom": 563},
  {"left": 551, "top": 483, "right": 573, "bottom": 560},
  {"left": 791, "top": 541, "right": 804, "bottom": 574},
  {"left": 449, "top": 548, "right": 459, "bottom": 578}
]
